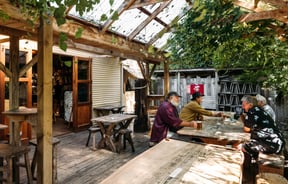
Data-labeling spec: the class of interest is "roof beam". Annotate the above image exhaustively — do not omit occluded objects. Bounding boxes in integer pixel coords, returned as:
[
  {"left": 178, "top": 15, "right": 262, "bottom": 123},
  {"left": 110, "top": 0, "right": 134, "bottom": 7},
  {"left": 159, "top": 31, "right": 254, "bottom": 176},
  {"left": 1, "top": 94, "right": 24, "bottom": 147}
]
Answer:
[
  {"left": 240, "top": 7, "right": 288, "bottom": 23},
  {"left": 128, "top": 0, "right": 170, "bottom": 9},
  {"left": 128, "top": 1, "right": 170, "bottom": 41},
  {"left": 54, "top": 19, "right": 164, "bottom": 63},
  {"left": 234, "top": 0, "right": 288, "bottom": 23},
  {"left": 259, "top": 0, "right": 288, "bottom": 8}
]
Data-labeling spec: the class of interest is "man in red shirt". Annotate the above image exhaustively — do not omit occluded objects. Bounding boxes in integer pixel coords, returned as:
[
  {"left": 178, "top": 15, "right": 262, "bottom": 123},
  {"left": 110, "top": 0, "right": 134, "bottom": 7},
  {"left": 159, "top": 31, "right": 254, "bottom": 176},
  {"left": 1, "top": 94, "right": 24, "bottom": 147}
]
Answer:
[{"left": 149, "top": 91, "right": 197, "bottom": 147}]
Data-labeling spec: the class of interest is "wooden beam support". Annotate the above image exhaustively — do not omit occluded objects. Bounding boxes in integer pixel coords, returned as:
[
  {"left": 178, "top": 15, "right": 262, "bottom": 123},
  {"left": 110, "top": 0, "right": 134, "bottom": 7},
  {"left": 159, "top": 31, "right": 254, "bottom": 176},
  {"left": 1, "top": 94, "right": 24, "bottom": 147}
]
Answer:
[
  {"left": 9, "top": 35, "right": 19, "bottom": 109},
  {"left": 37, "top": 14, "right": 53, "bottom": 184},
  {"left": 54, "top": 19, "right": 164, "bottom": 63},
  {"left": 163, "top": 61, "right": 169, "bottom": 96},
  {"left": 0, "top": 62, "right": 12, "bottom": 78},
  {"left": 234, "top": 0, "right": 288, "bottom": 24},
  {"left": 239, "top": 7, "right": 288, "bottom": 23},
  {"left": 19, "top": 54, "right": 38, "bottom": 77},
  {"left": 260, "top": 0, "right": 288, "bottom": 8},
  {"left": 137, "top": 60, "right": 147, "bottom": 81},
  {"left": 128, "top": 0, "right": 170, "bottom": 9}
]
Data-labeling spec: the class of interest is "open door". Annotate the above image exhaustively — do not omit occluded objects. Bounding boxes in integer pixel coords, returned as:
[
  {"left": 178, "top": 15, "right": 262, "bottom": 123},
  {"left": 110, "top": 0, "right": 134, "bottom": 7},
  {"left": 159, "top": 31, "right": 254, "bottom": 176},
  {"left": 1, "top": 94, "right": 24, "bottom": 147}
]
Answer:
[{"left": 72, "top": 57, "right": 92, "bottom": 130}]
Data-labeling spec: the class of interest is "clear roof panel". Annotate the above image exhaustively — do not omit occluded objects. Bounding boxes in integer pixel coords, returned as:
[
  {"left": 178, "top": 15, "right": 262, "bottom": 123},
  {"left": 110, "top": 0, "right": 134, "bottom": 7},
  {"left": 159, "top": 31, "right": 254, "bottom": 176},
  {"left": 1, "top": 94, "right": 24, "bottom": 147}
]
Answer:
[
  {"left": 110, "top": 9, "right": 148, "bottom": 36},
  {"left": 153, "top": 32, "right": 172, "bottom": 49},
  {"left": 67, "top": 0, "right": 190, "bottom": 48},
  {"left": 134, "top": 20, "right": 164, "bottom": 43},
  {"left": 69, "top": 0, "right": 125, "bottom": 24},
  {"left": 157, "top": 0, "right": 188, "bottom": 24}
]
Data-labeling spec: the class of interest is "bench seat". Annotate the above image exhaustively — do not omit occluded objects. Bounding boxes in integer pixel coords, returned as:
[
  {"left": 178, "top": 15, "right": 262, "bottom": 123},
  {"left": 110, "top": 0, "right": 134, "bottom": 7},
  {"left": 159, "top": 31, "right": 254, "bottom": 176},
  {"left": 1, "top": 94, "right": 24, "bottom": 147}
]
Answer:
[{"left": 258, "top": 153, "right": 285, "bottom": 175}]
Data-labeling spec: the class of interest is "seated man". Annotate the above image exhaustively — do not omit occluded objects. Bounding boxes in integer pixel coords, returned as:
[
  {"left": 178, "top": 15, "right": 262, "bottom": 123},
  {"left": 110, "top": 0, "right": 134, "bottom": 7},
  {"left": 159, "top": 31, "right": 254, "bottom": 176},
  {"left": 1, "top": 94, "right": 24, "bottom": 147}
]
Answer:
[
  {"left": 256, "top": 94, "right": 276, "bottom": 122},
  {"left": 149, "top": 91, "right": 197, "bottom": 147},
  {"left": 179, "top": 92, "right": 222, "bottom": 121},
  {"left": 239, "top": 95, "right": 285, "bottom": 183}
]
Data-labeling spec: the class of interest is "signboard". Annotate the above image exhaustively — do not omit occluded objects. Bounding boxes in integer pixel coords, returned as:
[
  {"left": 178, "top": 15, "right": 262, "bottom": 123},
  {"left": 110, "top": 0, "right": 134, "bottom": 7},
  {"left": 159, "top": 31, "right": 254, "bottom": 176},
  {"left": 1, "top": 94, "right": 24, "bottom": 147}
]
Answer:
[{"left": 190, "top": 84, "right": 204, "bottom": 95}]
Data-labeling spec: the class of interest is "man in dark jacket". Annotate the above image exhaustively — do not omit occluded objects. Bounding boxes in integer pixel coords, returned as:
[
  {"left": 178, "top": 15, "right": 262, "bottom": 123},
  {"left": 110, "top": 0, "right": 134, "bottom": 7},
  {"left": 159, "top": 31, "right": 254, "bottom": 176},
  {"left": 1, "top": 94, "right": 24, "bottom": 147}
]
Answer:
[
  {"left": 149, "top": 91, "right": 197, "bottom": 147},
  {"left": 240, "top": 95, "right": 285, "bottom": 183}
]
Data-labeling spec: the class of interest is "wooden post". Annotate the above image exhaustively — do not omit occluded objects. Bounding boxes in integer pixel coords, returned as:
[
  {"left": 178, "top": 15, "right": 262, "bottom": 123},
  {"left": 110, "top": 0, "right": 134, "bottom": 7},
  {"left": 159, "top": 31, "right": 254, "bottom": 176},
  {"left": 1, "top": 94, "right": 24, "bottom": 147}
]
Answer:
[
  {"left": 163, "top": 60, "right": 169, "bottom": 96},
  {"left": 37, "top": 14, "right": 53, "bottom": 183},
  {"left": 9, "top": 36, "right": 20, "bottom": 109}
]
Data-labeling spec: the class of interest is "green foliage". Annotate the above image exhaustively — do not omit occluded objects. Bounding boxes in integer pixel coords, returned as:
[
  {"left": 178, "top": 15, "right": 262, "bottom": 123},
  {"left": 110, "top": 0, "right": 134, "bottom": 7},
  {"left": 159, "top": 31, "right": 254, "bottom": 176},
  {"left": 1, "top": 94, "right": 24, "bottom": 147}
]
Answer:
[
  {"left": 167, "top": 0, "right": 288, "bottom": 94},
  {"left": 0, "top": 10, "right": 9, "bottom": 22},
  {"left": 8, "top": 0, "right": 103, "bottom": 50}
]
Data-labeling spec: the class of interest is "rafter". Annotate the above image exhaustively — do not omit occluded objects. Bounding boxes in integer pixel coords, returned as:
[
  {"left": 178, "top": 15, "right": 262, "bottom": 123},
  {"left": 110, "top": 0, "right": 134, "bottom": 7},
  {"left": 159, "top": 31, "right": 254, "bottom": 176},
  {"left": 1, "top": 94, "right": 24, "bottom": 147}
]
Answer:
[
  {"left": 240, "top": 7, "right": 288, "bottom": 23},
  {"left": 234, "top": 0, "right": 288, "bottom": 24},
  {"left": 259, "top": 0, "right": 288, "bottom": 8},
  {"left": 128, "top": 1, "right": 170, "bottom": 41},
  {"left": 128, "top": 0, "right": 170, "bottom": 9}
]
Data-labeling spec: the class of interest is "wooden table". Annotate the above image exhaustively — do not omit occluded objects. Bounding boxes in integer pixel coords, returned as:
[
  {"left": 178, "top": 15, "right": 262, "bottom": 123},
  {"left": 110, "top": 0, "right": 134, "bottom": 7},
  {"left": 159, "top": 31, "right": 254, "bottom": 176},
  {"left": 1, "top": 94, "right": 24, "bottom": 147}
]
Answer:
[
  {"left": 100, "top": 139, "right": 243, "bottom": 184},
  {"left": 91, "top": 113, "right": 136, "bottom": 152},
  {"left": 93, "top": 105, "right": 125, "bottom": 116},
  {"left": 177, "top": 118, "right": 250, "bottom": 147},
  {"left": 2, "top": 107, "right": 37, "bottom": 182},
  {"left": 2, "top": 107, "right": 37, "bottom": 146}
]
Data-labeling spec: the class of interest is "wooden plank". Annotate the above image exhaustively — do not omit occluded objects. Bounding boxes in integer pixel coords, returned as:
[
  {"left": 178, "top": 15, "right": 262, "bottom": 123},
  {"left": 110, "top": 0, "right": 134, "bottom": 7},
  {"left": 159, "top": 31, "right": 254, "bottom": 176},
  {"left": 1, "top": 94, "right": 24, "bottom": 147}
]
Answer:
[{"left": 100, "top": 139, "right": 242, "bottom": 184}]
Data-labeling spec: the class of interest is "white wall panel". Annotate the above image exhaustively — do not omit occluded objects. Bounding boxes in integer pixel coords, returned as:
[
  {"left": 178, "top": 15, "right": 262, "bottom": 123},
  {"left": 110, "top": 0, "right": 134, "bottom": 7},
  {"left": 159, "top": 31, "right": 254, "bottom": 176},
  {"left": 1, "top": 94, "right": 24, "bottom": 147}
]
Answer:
[{"left": 91, "top": 57, "right": 122, "bottom": 117}]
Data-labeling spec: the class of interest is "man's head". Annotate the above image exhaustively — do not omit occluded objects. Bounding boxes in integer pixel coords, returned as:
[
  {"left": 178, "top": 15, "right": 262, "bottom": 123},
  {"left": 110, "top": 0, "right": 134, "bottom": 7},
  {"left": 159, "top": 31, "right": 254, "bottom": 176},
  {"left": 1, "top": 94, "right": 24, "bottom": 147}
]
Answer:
[
  {"left": 191, "top": 92, "right": 204, "bottom": 104},
  {"left": 256, "top": 94, "right": 267, "bottom": 108},
  {"left": 166, "top": 91, "right": 181, "bottom": 107},
  {"left": 241, "top": 95, "right": 258, "bottom": 112}
]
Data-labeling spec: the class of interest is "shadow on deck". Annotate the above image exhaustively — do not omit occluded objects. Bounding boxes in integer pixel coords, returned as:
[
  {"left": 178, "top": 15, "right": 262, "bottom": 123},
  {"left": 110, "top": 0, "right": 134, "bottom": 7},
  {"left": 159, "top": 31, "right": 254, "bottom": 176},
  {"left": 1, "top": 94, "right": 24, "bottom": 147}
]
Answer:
[{"left": 20, "top": 128, "right": 151, "bottom": 183}]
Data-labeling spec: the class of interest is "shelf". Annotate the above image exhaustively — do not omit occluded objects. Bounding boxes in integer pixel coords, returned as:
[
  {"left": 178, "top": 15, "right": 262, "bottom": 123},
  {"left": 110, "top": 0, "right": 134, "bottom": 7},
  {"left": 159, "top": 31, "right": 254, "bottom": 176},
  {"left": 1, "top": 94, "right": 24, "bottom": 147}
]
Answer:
[{"left": 217, "top": 80, "right": 260, "bottom": 112}]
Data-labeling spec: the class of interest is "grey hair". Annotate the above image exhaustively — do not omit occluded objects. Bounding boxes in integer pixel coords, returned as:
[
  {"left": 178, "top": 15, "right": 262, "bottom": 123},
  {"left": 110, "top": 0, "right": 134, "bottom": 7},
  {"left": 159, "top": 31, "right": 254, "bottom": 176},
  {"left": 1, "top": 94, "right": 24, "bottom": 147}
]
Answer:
[
  {"left": 256, "top": 94, "right": 267, "bottom": 104},
  {"left": 241, "top": 95, "right": 258, "bottom": 106}
]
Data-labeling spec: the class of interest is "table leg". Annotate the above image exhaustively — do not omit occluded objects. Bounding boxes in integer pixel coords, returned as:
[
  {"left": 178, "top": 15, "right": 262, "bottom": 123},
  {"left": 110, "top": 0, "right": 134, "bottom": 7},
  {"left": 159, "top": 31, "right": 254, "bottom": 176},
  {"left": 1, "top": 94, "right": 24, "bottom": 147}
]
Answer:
[
  {"left": 9, "top": 121, "right": 24, "bottom": 183},
  {"left": 97, "top": 124, "right": 107, "bottom": 149},
  {"left": 104, "top": 124, "right": 117, "bottom": 152}
]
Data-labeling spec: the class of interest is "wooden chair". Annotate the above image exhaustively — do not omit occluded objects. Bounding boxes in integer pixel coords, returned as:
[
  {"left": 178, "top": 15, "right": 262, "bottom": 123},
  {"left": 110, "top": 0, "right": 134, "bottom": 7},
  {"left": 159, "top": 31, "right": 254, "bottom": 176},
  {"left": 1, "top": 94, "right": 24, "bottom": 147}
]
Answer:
[
  {"left": 86, "top": 126, "right": 101, "bottom": 150},
  {"left": 29, "top": 138, "right": 61, "bottom": 183},
  {"left": 0, "top": 144, "right": 33, "bottom": 184}
]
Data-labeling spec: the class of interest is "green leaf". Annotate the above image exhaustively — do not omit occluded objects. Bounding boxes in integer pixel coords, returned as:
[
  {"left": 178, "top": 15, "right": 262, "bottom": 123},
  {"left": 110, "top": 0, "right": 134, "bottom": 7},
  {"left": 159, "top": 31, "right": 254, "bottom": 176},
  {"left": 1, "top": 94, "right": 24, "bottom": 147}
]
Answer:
[
  {"left": 59, "top": 32, "right": 68, "bottom": 51},
  {"left": 100, "top": 14, "right": 108, "bottom": 22},
  {"left": 75, "top": 28, "right": 83, "bottom": 39}
]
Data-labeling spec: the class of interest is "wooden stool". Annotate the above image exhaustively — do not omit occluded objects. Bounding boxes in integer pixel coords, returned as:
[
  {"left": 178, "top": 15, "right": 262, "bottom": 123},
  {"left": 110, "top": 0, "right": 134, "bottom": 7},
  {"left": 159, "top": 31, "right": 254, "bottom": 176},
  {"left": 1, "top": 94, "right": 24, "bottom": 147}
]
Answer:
[
  {"left": 256, "top": 172, "right": 288, "bottom": 184},
  {"left": 117, "top": 129, "right": 135, "bottom": 153},
  {"left": 29, "top": 138, "right": 61, "bottom": 183},
  {"left": 86, "top": 126, "right": 101, "bottom": 150},
  {"left": 0, "top": 144, "right": 33, "bottom": 184}
]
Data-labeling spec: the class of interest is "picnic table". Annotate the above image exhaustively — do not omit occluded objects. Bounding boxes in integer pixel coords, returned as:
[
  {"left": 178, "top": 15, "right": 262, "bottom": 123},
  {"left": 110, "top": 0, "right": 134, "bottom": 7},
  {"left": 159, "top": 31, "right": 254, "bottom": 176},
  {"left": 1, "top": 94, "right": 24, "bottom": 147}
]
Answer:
[
  {"left": 100, "top": 139, "right": 243, "bottom": 184},
  {"left": 2, "top": 107, "right": 37, "bottom": 146},
  {"left": 91, "top": 113, "right": 136, "bottom": 152},
  {"left": 93, "top": 104, "right": 125, "bottom": 116},
  {"left": 177, "top": 118, "right": 250, "bottom": 148}
]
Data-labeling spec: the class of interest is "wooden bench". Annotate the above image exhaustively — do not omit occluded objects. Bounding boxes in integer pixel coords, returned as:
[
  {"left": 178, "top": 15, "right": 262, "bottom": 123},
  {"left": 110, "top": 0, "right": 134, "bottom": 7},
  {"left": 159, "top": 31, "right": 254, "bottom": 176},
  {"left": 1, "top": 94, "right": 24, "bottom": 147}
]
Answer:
[
  {"left": 256, "top": 173, "right": 288, "bottom": 184},
  {"left": 258, "top": 153, "right": 285, "bottom": 175}
]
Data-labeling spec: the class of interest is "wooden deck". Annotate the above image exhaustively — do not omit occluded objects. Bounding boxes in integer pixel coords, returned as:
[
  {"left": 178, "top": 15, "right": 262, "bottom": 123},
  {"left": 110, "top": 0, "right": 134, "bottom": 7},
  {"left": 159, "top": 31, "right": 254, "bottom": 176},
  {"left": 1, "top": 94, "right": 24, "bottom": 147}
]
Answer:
[{"left": 19, "top": 128, "right": 151, "bottom": 183}]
